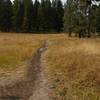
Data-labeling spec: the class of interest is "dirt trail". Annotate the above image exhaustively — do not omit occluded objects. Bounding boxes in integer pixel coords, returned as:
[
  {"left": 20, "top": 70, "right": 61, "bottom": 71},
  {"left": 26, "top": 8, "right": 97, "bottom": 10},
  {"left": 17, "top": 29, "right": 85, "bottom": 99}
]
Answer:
[
  {"left": 29, "top": 41, "right": 50, "bottom": 100},
  {"left": 0, "top": 41, "right": 50, "bottom": 100}
]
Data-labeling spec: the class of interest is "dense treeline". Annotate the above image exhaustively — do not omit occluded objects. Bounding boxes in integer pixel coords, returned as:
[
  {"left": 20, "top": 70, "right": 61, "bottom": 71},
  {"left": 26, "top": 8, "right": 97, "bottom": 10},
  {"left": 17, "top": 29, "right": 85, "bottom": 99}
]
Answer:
[
  {"left": 0, "top": 0, "right": 100, "bottom": 37},
  {"left": 0, "top": 0, "right": 64, "bottom": 33}
]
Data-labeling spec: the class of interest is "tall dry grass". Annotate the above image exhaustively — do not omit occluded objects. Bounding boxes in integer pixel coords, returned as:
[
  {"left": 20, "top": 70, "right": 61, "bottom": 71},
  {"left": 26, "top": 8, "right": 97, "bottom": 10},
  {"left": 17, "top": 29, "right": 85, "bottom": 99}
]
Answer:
[
  {"left": 42, "top": 37, "right": 100, "bottom": 100},
  {"left": 0, "top": 33, "right": 64, "bottom": 74},
  {"left": 0, "top": 33, "right": 100, "bottom": 99}
]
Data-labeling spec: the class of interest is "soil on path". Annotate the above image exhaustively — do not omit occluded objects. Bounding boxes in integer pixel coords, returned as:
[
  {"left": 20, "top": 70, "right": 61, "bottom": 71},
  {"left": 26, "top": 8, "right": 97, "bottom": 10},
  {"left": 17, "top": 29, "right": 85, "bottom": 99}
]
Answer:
[{"left": 0, "top": 41, "right": 50, "bottom": 100}]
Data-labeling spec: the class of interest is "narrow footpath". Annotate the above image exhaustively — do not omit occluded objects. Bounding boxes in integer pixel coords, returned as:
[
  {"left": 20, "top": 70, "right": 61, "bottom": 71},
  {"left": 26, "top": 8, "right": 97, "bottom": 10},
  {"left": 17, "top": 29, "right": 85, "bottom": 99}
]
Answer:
[{"left": 0, "top": 41, "right": 50, "bottom": 100}]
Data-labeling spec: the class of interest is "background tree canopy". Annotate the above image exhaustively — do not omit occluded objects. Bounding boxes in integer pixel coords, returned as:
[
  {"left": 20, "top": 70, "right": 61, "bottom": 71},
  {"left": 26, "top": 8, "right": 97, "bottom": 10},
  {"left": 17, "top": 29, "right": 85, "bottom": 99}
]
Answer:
[{"left": 0, "top": 0, "right": 100, "bottom": 37}]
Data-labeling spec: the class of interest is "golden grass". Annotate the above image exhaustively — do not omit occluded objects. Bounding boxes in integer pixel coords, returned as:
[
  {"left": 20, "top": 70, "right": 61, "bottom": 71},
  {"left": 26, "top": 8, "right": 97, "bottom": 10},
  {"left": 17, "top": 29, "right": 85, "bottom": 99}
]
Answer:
[
  {"left": 0, "top": 34, "right": 38, "bottom": 71},
  {"left": 0, "top": 33, "right": 64, "bottom": 72},
  {"left": 42, "top": 37, "right": 100, "bottom": 100},
  {"left": 0, "top": 33, "right": 100, "bottom": 99}
]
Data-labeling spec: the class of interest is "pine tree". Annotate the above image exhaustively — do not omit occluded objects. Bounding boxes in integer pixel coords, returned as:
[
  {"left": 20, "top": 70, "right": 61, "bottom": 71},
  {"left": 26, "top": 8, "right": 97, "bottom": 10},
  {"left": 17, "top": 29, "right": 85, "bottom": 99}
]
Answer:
[
  {"left": 90, "top": 5, "right": 97, "bottom": 34},
  {"left": 23, "top": 0, "right": 34, "bottom": 32},
  {"left": 38, "top": 0, "right": 64, "bottom": 32},
  {"left": 55, "top": 0, "right": 64, "bottom": 32},
  {"left": 64, "top": 0, "right": 77, "bottom": 36},
  {"left": 38, "top": 0, "right": 46, "bottom": 31},
  {"left": 13, "top": 0, "right": 24, "bottom": 32},
  {"left": 0, "top": 0, "right": 13, "bottom": 32},
  {"left": 96, "top": 4, "right": 100, "bottom": 34},
  {"left": 45, "top": 0, "right": 52, "bottom": 31},
  {"left": 5, "top": 0, "right": 13, "bottom": 32},
  {"left": 0, "top": 0, "right": 4, "bottom": 31},
  {"left": 51, "top": 0, "right": 57, "bottom": 31},
  {"left": 33, "top": 0, "right": 40, "bottom": 31}
]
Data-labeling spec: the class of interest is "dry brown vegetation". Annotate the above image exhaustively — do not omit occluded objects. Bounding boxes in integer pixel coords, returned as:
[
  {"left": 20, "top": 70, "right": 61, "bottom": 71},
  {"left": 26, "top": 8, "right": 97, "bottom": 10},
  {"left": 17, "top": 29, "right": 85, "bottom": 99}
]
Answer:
[
  {"left": 42, "top": 37, "right": 100, "bottom": 100},
  {"left": 0, "top": 33, "right": 63, "bottom": 77},
  {"left": 0, "top": 33, "right": 40, "bottom": 73},
  {"left": 0, "top": 33, "right": 100, "bottom": 100}
]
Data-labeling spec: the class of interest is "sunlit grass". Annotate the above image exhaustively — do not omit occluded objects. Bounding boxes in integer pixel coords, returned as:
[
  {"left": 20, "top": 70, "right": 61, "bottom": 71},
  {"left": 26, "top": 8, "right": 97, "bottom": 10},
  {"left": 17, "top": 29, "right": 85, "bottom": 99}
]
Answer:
[
  {"left": 0, "top": 33, "right": 100, "bottom": 99},
  {"left": 0, "top": 33, "right": 64, "bottom": 72},
  {"left": 42, "top": 38, "right": 100, "bottom": 100},
  {"left": 0, "top": 34, "right": 40, "bottom": 71}
]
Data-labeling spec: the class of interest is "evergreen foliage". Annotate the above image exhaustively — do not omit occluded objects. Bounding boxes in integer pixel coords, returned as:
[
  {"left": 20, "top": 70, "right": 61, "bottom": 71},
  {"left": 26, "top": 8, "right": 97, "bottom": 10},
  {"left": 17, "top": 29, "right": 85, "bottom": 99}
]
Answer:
[
  {"left": 0, "top": 0, "right": 13, "bottom": 32},
  {"left": 64, "top": 0, "right": 100, "bottom": 37},
  {"left": 0, "top": 0, "right": 100, "bottom": 37},
  {"left": 13, "top": 0, "right": 24, "bottom": 32}
]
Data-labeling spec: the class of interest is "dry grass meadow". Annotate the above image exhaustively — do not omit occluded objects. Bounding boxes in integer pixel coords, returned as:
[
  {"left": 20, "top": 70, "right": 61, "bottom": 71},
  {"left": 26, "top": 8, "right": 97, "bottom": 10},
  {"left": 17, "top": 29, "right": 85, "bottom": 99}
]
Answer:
[
  {"left": 0, "top": 33, "right": 100, "bottom": 100},
  {"left": 0, "top": 33, "right": 63, "bottom": 78},
  {"left": 42, "top": 37, "right": 100, "bottom": 100}
]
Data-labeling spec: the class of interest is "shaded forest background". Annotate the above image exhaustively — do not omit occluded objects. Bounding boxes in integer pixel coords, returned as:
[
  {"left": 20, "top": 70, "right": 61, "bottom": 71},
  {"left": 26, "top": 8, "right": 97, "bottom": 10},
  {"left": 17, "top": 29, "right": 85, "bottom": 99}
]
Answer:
[{"left": 0, "top": 0, "right": 100, "bottom": 37}]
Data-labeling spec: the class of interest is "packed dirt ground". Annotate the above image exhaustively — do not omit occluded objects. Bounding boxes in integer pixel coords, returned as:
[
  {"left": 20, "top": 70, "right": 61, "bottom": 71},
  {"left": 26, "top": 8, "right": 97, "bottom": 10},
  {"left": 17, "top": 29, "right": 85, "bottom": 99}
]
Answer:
[{"left": 0, "top": 33, "right": 100, "bottom": 100}]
